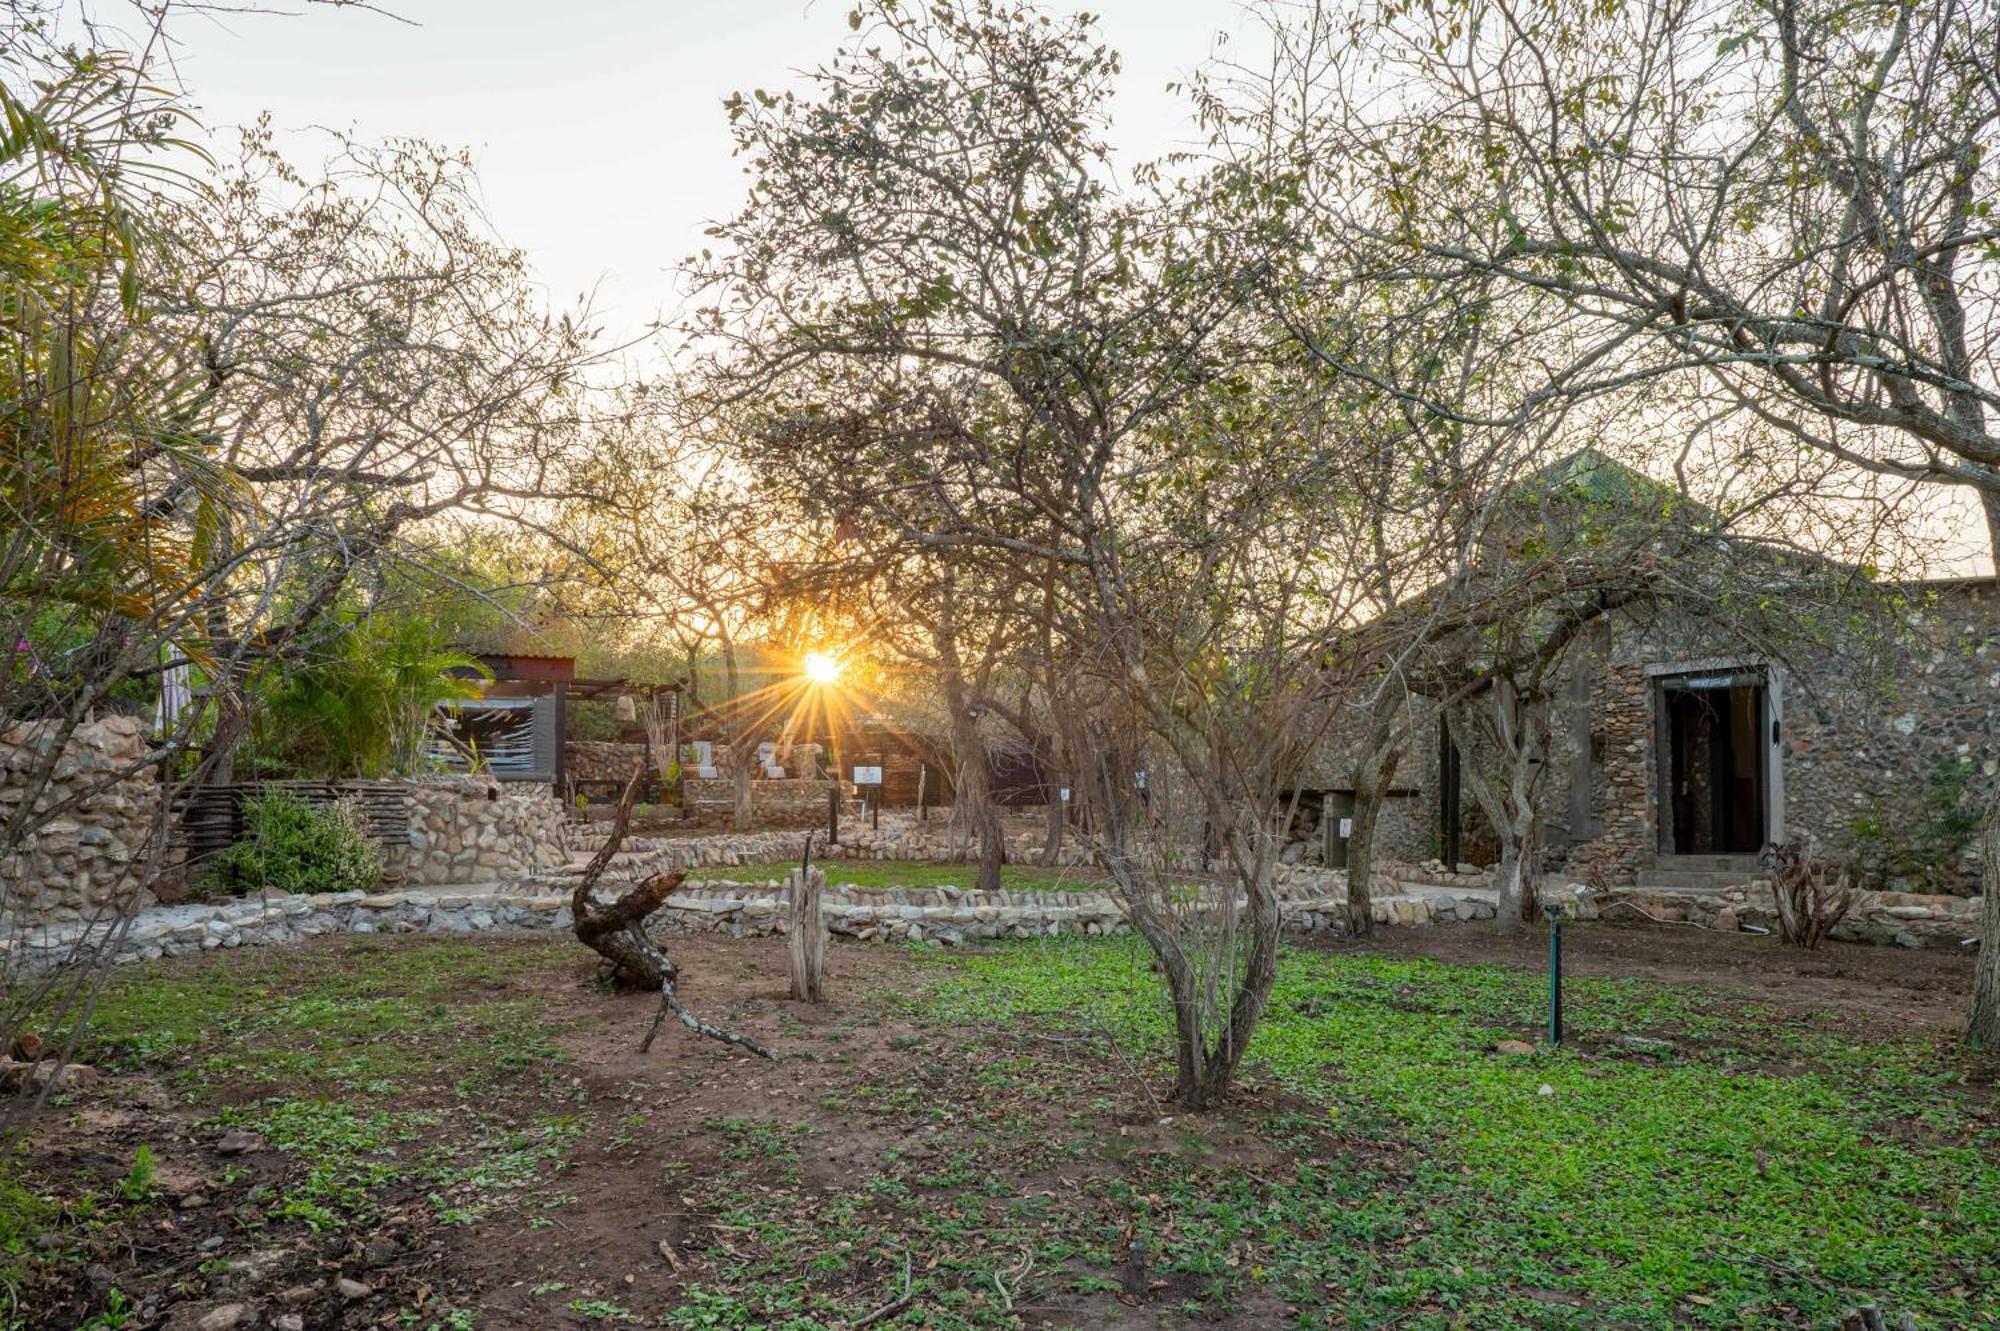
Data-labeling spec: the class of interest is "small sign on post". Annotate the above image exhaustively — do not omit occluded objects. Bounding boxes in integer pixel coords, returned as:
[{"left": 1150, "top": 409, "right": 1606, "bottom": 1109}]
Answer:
[
  {"left": 1339, "top": 817, "right": 1353, "bottom": 838},
  {"left": 854, "top": 766, "right": 882, "bottom": 831}
]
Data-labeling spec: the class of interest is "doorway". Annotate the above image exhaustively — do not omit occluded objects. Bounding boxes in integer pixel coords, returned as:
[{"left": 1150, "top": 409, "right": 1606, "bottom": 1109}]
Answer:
[{"left": 1655, "top": 671, "right": 1767, "bottom": 855}]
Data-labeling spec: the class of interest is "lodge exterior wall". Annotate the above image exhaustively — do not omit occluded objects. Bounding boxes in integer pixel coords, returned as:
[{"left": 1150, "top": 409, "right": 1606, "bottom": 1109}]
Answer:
[
  {"left": 1532, "top": 582, "right": 2000, "bottom": 891},
  {"left": 1309, "top": 582, "right": 2000, "bottom": 891}
]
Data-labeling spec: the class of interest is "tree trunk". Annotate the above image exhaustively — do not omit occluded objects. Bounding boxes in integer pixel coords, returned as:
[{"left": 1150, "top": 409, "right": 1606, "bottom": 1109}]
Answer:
[
  {"left": 732, "top": 749, "right": 755, "bottom": 831},
  {"left": 572, "top": 766, "right": 776, "bottom": 1059},
  {"left": 1969, "top": 804, "right": 2000, "bottom": 1049},
  {"left": 1446, "top": 690, "right": 1546, "bottom": 934},
  {"left": 202, "top": 601, "right": 246, "bottom": 785},
  {"left": 787, "top": 865, "right": 827, "bottom": 1003},
  {"left": 1346, "top": 736, "right": 1403, "bottom": 936},
  {"left": 1983, "top": 489, "right": 2000, "bottom": 577},
  {"left": 941, "top": 684, "right": 1004, "bottom": 893},
  {"left": 1347, "top": 782, "right": 1385, "bottom": 937},
  {"left": 1042, "top": 780, "right": 1066, "bottom": 864},
  {"left": 1122, "top": 832, "right": 1284, "bottom": 1111},
  {"left": 1182, "top": 864, "right": 1283, "bottom": 1110},
  {"left": 718, "top": 636, "right": 754, "bottom": 831},
  {"left": 1491, "top": 837, "right": 1525, "bottom": 932}
]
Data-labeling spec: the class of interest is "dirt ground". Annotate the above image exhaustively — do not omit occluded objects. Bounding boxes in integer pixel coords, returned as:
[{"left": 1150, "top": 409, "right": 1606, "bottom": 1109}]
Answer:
[{"left": 11, "top": 922, "right": 1987, "bottom": 1330}]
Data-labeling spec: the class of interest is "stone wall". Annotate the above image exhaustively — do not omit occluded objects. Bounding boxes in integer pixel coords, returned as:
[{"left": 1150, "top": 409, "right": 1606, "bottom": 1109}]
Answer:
[
  {"left": 6, "top": 868, "right": 1487, "bottom": 971},
  {"left": 382, "top": 778, "right": 569, "bottom": 886},
  {"left": 0, "top": 715, "right": 158, "bottom": 926},
  {"left": 1773, "top": 587, "right": 2000, "bottom": 892},
  {"left": 679, "top": 777, "right": 842, "bottom": 829},
  {"left": 565, "top": 741, "right": 651, "bottom": 785},
  {"left": 1566, "top": 881, "right": 1981, "bottom": 948},
  {"left": 4, "top": 815, "right": 1972, "bottom": 971},
  {"left": 1359, "top": 582, "right": 2000, "bottom": 892},
  {"left": 1544, "top": 656, "right": 1656, "bottom": 885},
  {"left": 1555, "top": 587, "right": 2000, "bottom": 891}
]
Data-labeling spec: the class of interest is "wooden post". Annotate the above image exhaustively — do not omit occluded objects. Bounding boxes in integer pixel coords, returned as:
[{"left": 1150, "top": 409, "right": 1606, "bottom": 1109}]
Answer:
[
  {"left": 828, "top": 784, "right": 840, "bottom": 845},
  {"left": 787, "top": 857, "right": 827, "bottom": 1004},
  {"left": 917, "top": 764, "right": 929, "bottom": 822}
]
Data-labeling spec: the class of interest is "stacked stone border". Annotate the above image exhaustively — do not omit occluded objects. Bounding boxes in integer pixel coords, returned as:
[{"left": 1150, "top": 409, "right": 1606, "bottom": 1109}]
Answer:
[
  {"left": 6, "top": 876, "right": 1504, "bottom": 972},
  {"left": 4, "top": 796, "right": 1980, "bottom": 971}
]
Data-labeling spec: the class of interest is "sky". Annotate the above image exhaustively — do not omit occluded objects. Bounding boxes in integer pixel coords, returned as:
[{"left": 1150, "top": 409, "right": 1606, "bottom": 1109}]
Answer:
[{"left": 162, "top": 0, "right": 1243, "bottom": 342}]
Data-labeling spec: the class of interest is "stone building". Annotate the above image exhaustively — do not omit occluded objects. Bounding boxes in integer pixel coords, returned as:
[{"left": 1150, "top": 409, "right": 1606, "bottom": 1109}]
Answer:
[{"left": 1306, "top": 460, "right": 2000, "bottom": 895}]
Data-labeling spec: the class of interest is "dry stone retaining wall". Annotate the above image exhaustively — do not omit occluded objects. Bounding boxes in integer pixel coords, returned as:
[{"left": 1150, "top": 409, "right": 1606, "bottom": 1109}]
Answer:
[
  {"left": 5, "top": 837, "right": 1972, "bottom": 972},
  {"left": 3, "top": 763, "right": 568, "bottom": 931},
  {"left": 1568, "top": 880, "right": 1981, "bottom": 947},
  {"left": 5, "top": 873, "right": 1490, "bottom": 971},
  {"left": 383, "top": 778, "right": 568, "bottom": 886},
  {"left": 0, "top": 716, "right": 157, "bottom": 925},
  {"left": 565, "top": 740, "right": 652, "bottom": 784}
]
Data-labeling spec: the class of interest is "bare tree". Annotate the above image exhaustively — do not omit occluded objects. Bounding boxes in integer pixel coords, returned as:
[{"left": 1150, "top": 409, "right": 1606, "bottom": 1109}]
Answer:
[
  {"left": 689, "top": 0, "right": 1382, "bottom": 1107},
  {"left": 1221, "top": 0, "right": 2000, "bottom": 559},
  {"left": 3, "top": 8, "right": 627, "bottom": 1119}
]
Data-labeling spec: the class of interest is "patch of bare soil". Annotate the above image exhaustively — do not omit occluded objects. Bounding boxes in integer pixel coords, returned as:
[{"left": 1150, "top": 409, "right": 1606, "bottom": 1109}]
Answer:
[
  {"left": 442, "top": 938, "right": 1316, "bottom": 1330},
  {"left": 14, "top": 936, "right": 1328, "bottom": 1331},
  {"left": 1319, "top": 918, "right": 1976, "bottom": 1035}
]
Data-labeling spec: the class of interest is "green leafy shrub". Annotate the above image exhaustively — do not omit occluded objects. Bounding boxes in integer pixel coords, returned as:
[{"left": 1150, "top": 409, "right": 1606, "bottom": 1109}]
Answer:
[
  {"left": 208, "top": 790, "right": 380, "bottom": 897},
  {"left": 245, "top": 610, "right": 491, "bottom": 780},
  {"left": 1842, "top": 756, "right": 1982, "bottom": 892}
]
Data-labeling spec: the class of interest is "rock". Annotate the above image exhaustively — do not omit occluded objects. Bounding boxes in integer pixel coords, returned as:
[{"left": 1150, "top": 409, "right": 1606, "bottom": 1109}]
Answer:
[
  {"left": 1495, "top": 1040, "right": 1536, "bottom": 1056},
  {"left": 1614, "top": 1034, "right": 1674, "bottom": 1056},
  {"left": 225, "top": 1247, "right": 291, "bottom": 1281},
  {"left": 1536, "top": 1083, "right": 1555, "bottom": 1097},
  {"left": 197, "top": 1306, "right": 249, "bottom": 1331},
  {"left": 276, "top": 1317, "right": 305, "bottom": 1331},
  {"left": 180, "top": 1192, "right": 210, "bottom": 1210},
  {"left": 274, "top": 1283, "right": 321, "bottom": 1306},
  {"left": 1713, "top": 907, "right": 1739, "bottom": 933},
  {"left": 336, "top": 1277, "right": 373, "bottom": 1300},
  {"left": 0, "top": 1057, "right": 98, "bottom": 1093},
  {"left": 215, "top": 1129, "right": 265, "bottom": 1155},
  {"left": 362, "top": 1235, "right": 400, "bottom": 1267}
]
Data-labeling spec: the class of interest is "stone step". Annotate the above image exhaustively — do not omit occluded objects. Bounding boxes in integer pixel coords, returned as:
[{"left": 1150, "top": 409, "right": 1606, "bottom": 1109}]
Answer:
[{"left": 1653, "top": 854, "right": 1762, "bottom": 872}]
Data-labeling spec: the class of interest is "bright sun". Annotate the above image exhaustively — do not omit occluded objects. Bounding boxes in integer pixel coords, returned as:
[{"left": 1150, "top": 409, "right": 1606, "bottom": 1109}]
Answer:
[{"left": 803, "top": 651, "right": 844, "bottom": 686}]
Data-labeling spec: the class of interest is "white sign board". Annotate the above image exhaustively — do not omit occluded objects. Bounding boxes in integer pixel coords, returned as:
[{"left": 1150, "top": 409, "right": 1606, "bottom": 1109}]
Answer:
[
  {"left": 852, "top": 766, "right": 883, "bottom": 786},
  {"left": 1059, "top": 787, "right": 1071, "bottom": 802},
  {"left": 1339, "top": 818, "right": 1353, "bottom": 838}
]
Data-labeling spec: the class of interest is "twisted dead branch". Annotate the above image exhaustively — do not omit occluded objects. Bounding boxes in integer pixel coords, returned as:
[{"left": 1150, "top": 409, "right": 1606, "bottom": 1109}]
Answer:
[{"left": 570, "top": 766, "right": 776, "bottom": 1061}]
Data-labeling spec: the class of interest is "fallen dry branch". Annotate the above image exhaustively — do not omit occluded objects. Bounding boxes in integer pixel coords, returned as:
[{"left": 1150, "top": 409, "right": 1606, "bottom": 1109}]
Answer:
[
  {"left": 853, "top": 1250, "right": 916, "bottom": 1328},
  {"left": 571, "top": 766, "right": 777, "bottom": 1061}
]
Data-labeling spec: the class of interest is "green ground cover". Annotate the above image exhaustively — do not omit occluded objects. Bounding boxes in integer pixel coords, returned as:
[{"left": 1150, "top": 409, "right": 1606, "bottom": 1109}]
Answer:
[
  {"left": 681, "top": 858, "right": 1110, "bottom": 893},
  {"left": 3, "top": 940, "right": 583, "bottom": 1327},
  {"left": 5, "top": 932, "right": 1993, "bottom": 1329},
  {"left": 918, "top": 938, "right": 2000, "bottom": 1329}
]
